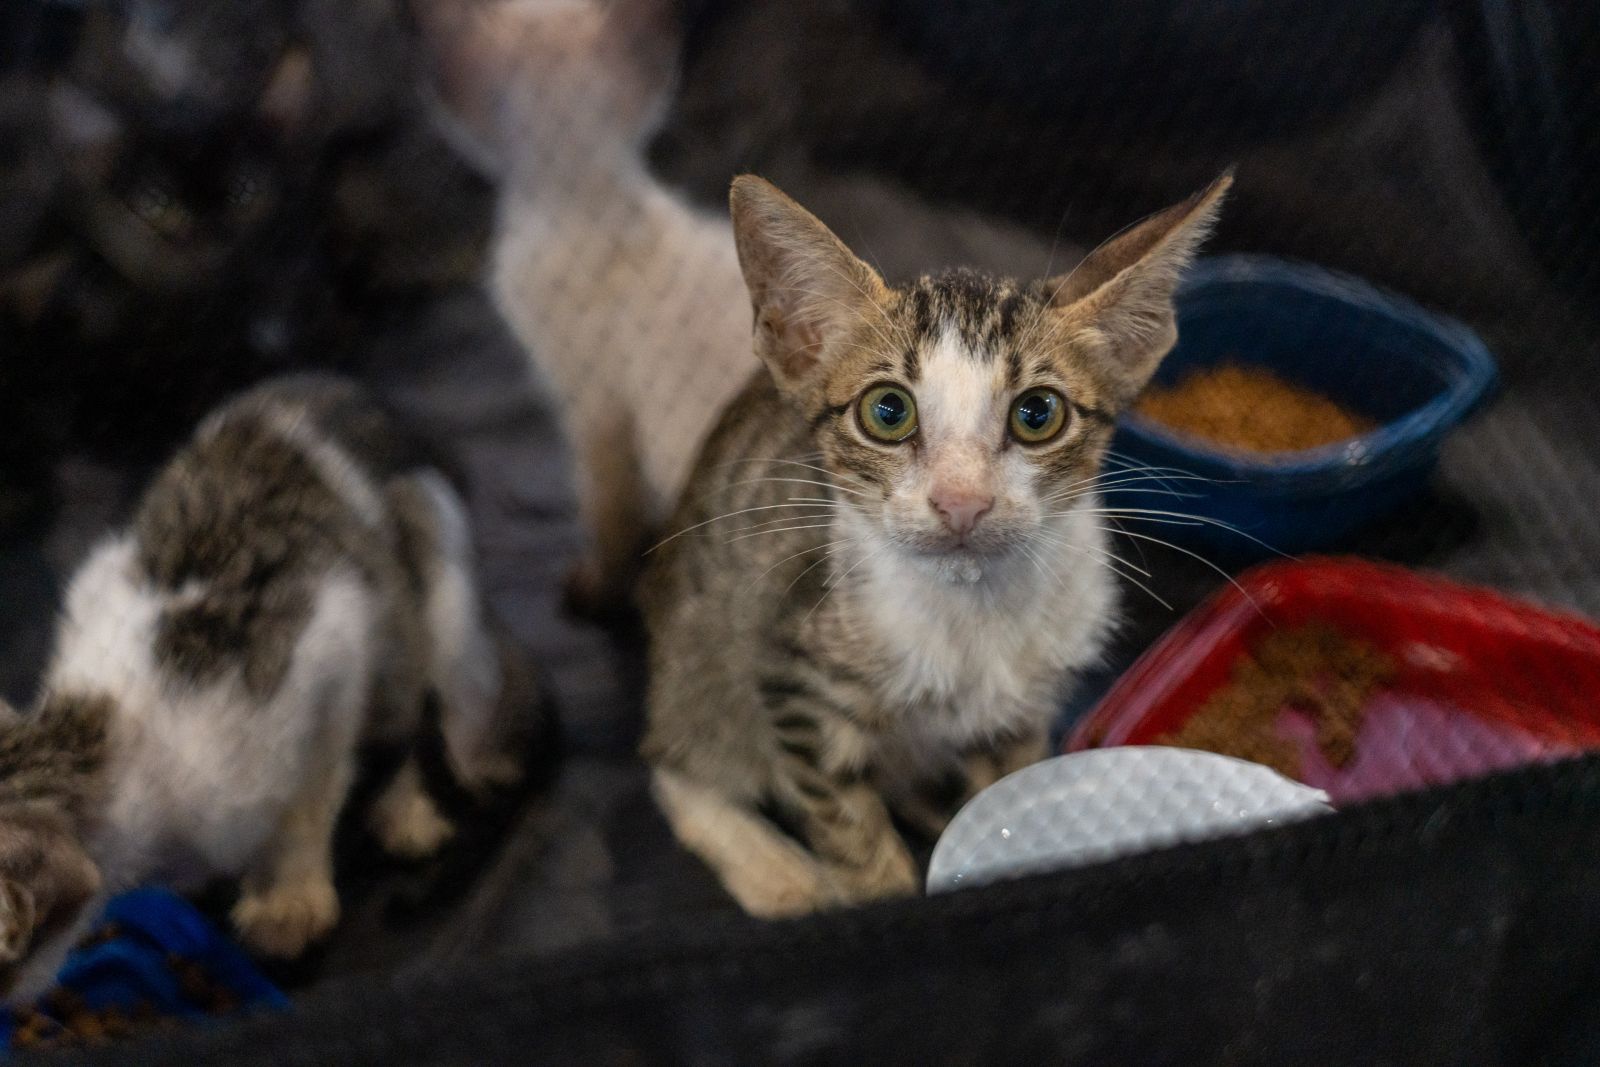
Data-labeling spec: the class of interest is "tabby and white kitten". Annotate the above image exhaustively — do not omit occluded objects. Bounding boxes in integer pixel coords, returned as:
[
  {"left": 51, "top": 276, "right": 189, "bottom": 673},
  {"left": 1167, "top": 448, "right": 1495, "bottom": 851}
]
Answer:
[
  {"left": 642, "top": 174, "right": 1230, "bottom": 916},
  {"left": 0, "top": 375, "right": 538, "bottom": 997}
]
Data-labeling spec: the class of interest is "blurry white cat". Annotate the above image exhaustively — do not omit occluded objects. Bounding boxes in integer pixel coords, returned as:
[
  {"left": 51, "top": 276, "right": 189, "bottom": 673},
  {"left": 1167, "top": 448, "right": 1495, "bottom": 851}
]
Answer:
[{"left": 415, "top": 0, "right": 1062, "bottom": 613}]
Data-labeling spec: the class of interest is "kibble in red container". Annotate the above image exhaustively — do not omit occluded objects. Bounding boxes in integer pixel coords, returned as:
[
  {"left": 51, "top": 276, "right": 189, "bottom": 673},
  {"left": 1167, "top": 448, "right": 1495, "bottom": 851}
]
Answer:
[{"left": 1067, "top": 558, "right": 1600, "bottom": 804}]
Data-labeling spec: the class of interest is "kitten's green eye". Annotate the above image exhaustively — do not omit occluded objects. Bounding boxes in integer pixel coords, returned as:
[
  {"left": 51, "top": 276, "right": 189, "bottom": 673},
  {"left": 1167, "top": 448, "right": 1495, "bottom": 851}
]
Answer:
[
  {"left": 858, "top": 384, "right": 918, "bottom": 443},
  {"left": 1010, "top": 388, "right": 1067, "bottom": 443}
]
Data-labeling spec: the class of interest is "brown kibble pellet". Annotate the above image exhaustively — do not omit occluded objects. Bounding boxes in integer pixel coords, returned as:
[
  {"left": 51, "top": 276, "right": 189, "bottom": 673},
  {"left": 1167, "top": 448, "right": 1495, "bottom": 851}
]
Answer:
[
  {"left": 1136, "top": 363, "right": 1377, "bottom": 454},
  {"left": 1158, "top": 623, "right": 1395, "bottom": 779}
]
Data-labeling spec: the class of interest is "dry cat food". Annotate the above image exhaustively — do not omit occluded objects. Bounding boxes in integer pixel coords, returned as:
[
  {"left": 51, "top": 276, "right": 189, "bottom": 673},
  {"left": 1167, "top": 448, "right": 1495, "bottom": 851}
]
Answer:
[
  {"left": 1136, "top": 363, "right": 1377, "bottom": 454},
  {"left": 1158, "top": 623, "right": 1397, "bottom": 781}
]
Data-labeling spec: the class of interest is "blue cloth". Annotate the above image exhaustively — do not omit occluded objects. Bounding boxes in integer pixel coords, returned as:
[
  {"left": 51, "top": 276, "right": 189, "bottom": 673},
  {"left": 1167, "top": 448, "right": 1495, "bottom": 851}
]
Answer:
[{"left": 0, "top": 888, "right": 286, "bottom": 1053}]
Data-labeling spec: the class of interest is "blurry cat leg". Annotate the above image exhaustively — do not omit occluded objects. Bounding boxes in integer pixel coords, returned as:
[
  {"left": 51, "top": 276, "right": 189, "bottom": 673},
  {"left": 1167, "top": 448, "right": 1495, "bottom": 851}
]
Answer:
[
  {"left": 231, "top": 750, "right": 353, "bottom": 958},
  {"left": 782, "top": 775, "right": 919, "bottom": 905},
  {"left": 651, "top": 767, "right": 833, "bottom": 918},
  {"left": 394, "top": 471, "right": 534, "bottom": 793},
  {"left": 369, "top": 753, "right": 455, "bottom": 860},
  {"left": 564, "top": 403, "right": 648, "bottom": 618}
]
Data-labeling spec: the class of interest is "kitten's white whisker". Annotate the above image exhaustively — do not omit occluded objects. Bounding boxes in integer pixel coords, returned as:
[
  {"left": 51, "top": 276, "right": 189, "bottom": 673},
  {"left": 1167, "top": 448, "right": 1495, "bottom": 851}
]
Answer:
[
  {"left": 1021, "top": 541, "right": 1070, "bottom": 596},
  {"left": 742, "top": 538, "right": 855, "bottom": 597},
  {"left": 1106, "top": 514, "right": 1152, "bottom": 571},
  {"left": 715, "top": 457, "right": 872, "bottom": 491},
  {"left": 645, "top": 502, "right": 844, "bottom": 554},
  {"left": 1065, "top": 485, "right": 1204, "bottom": 502},
  {"left": 1075, "top": 508, "right": 1289, "bottom": 557},
  {"left": 1050, "top": 510, "right": 1206, "bottom": 528},
  {"left": 1092, "top": 525, "right": 1265, "bottom": 616},
  {"left": 725, "top": 521, "right": 839, "bottom": 544},
  {"left": 725, "top": 512, "right": 841, "bottom": 536},
  {"left": 1049, "top": 511, "right": 1203, "bottom": 527},
  {"left": 1035, "top": 528, "right": 1154, "bottom": 579},
  {"left": 1033, "top": 529, "right": 1172, "bottom": 610},
  {"left": 1100, "top": 452, "right": 1245, "bottom": 492},
  {"left": 781, "top": 542, "right": 851, "bottom": 596},
  {"left": 1017, "top": 542, "right": 1058, "bottom": 594},
  {"left": 1043, "top": 475, "right": 1210, "bottom": 506},
  {"left": 714, "top": 476, "right": 867, "bottom": 499},
  {"left": 1043, "top": 464, "right": 1212, "bottom": 500},
  {"left": 806, "top": 543, "right": 887, "bottom": 624}
]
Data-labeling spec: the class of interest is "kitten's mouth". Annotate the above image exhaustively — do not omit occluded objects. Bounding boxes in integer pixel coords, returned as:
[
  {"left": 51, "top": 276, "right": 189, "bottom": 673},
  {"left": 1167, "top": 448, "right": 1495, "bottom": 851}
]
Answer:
[
  {"left": 906, "top": 531, "right": 1017, "bottom": 558},
  {"left": 900, "top": 536, "right": 1022, "bottom": 581}
]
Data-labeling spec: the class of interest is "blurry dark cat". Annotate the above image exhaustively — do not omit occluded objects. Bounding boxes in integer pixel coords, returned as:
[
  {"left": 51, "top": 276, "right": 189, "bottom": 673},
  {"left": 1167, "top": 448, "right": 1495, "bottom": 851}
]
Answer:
[{"left": 0, "top": 0, "right": 493, "bottom": 527}]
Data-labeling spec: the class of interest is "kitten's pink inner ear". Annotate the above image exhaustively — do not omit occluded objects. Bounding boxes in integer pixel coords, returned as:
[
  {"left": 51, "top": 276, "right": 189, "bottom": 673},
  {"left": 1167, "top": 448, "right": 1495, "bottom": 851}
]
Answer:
[
  {"left": 1048, "top": 171, "right": 1233, "bottom": 312},
  {"left": 730, "top": 174, "right": 885, "bottom": 392},
  {"left": 1042, "top": 170, "right": 1233, "bottom": 404},
  {"left": 758, "top": 309, "right": 825, "bottom": 383}
]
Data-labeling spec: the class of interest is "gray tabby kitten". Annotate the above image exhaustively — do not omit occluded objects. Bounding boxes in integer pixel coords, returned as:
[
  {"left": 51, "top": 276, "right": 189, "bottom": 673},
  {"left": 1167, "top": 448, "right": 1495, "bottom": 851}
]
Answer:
[
  {"left": 642, "top": 174, "right": 1230, "bottom": 916},
  {"left": 0, "top": 375, "right": 539, "bottom": 997}
]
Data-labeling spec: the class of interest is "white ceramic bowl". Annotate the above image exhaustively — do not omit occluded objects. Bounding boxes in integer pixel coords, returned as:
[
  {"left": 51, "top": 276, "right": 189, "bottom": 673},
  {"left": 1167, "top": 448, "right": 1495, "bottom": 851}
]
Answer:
[{"left": 926, "top": 746, "right": 1334, "bottom": 894}]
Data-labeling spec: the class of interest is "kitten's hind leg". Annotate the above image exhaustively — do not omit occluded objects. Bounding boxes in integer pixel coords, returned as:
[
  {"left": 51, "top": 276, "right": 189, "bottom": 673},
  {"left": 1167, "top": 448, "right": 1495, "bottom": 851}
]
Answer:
[
  {"left": 369, "top": 754, "right": 456, "bottom": 860},
  {"left": 564, "top": 404, "right": 648, "bottom": 620},
  {"left": 396, "top": 471, "right": 541, "bottom": 794},
  {"left": 651, "top": 768, "right": 833, "bottom": 918},
  {"left": 232, "top": 751, "right": 351, "bottom": 959}
]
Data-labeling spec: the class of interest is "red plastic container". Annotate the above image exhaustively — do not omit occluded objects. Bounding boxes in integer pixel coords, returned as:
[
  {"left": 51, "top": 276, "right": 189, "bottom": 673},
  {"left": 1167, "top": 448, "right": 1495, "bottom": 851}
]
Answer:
[{"left": 1066, "top": 558, "right": 1600, "bottom": 805}]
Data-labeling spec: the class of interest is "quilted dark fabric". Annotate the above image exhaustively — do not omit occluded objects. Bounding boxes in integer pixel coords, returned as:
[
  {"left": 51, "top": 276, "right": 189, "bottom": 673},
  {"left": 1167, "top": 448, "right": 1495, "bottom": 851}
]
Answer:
[{"left": 2, "top": 0, "right": 1599, "bottom": 1061}]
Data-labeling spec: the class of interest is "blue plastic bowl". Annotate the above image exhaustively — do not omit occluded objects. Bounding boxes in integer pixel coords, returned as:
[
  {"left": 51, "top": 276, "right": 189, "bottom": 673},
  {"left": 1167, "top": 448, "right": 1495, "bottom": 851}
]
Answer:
[{"left": 1107, "top": 254, "right": 1499, "bottom": 559}]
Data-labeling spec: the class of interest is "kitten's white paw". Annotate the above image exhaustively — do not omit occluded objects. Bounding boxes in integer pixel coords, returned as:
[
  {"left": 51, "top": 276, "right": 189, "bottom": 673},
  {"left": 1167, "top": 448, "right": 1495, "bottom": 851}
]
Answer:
[
  {"left": 371, "top": 787, "right": 457, "bottom": 860},
  {"left": 728, "top": 867, "right": 831, "bottom": 920},
  {"left": 232, "top": 878, "right": 340, "bottom": 959}
]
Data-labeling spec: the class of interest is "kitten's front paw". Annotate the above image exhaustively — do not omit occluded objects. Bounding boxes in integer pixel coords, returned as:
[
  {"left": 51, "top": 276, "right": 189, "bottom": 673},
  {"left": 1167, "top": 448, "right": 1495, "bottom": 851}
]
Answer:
[
  {"left": 370, "top": 788, "right": 457, "bottom": 861},
  {"left": 724, "top": 862, "right": 832, "bottom": 919},
  {"left": 825, "top": 839, "right": 921, "bottom": 906},
  {"left": 232, "top": 878, "right": 340, "bottom": 959},
  {"left": 863, "top": 842, "right": 921, "bottom": 899}
]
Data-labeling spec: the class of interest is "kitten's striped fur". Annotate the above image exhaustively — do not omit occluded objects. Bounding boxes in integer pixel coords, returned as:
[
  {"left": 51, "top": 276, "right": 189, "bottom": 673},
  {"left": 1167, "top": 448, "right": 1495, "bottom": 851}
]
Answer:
[{"left": 642, "top": 174, "right": 1230, "bottom": 916}]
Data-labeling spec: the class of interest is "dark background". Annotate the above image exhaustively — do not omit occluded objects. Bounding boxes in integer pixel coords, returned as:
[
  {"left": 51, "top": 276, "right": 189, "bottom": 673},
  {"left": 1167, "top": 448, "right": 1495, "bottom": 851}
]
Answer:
[{"left": 3, "top": 0, "right": 1600, "bottom": 1061}]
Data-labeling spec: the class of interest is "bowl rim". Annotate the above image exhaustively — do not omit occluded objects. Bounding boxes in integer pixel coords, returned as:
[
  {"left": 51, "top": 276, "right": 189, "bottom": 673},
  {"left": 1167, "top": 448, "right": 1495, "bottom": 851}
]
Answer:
[
  {"left": 1064, "top": 555, "right": 1600, "bottom": 755},
  {"left": 1117, "top": 253, "right": 1501, "bottom": 482}
]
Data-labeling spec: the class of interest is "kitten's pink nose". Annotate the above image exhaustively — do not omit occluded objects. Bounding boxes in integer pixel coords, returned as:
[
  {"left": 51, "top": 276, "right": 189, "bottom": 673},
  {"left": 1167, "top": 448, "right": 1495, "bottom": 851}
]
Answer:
[{"left": 929, "top": 488, "right": 993, "bottom": 537}]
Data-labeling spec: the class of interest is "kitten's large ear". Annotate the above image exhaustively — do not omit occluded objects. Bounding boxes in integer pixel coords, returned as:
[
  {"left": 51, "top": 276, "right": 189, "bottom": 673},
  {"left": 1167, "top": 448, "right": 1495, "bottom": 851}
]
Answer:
[
  {"left": 730, "top": 175, "right": 889, "bottom": 397},
  {"left": 1044, "top": 171, "right": 1233, "bottom": 405}
]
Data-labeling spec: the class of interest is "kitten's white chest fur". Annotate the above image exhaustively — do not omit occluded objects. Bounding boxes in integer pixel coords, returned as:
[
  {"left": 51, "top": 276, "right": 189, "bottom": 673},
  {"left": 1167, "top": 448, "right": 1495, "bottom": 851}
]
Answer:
[
  {"left": 50, "top": 537, "right": 375, "bottom": 890},
  {"left": 844, "top": 506, "right": 1117, "bottom": 775}
]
